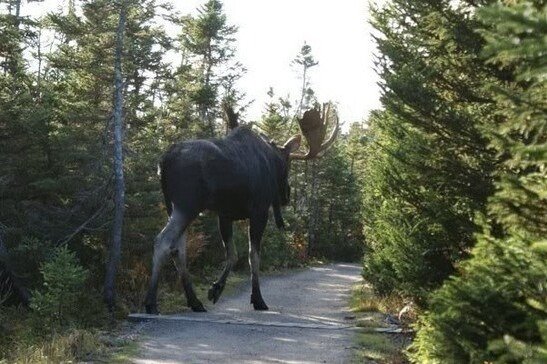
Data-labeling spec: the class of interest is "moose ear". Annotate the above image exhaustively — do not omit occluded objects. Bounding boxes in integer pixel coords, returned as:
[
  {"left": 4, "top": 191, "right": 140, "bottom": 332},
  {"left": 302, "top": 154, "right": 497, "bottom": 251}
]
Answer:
[{"left": 283, "top": 135, "right": 301, "bottom": 153}]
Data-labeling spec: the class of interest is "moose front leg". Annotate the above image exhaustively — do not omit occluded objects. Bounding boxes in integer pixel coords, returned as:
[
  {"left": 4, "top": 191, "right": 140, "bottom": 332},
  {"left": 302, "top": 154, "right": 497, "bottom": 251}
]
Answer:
[
  {"left": 208, "top": 216, "right": 237, "bottom": 304},
  {"left": 249, "top": 212, "right": 269, "bottom": 310}
]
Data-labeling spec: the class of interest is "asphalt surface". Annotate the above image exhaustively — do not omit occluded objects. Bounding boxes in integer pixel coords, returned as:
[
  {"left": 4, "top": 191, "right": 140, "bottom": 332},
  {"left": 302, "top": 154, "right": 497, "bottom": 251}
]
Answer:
[{"left": 130, "top": 263, "right": 362, "bottom": 364}]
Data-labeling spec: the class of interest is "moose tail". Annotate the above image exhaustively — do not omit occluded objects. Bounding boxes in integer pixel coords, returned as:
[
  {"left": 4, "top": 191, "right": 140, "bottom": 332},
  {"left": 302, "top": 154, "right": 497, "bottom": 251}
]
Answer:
[{"left": 272, "top": 198, "right": 285, "bottom": 230}]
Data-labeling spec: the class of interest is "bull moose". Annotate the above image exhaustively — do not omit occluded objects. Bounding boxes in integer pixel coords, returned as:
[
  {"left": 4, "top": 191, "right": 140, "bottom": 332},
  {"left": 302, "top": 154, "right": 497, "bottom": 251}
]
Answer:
[{"left": 144, "top": 104, "right": 339, "bottom": 314}]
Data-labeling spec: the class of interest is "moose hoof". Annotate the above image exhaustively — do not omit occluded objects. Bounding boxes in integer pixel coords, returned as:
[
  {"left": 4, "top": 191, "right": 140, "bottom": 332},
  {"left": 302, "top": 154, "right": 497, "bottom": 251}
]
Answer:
[
  {"left": 252, "top": 301, "right": 269, "bottom": 311},
  {"left": 190, "top": 301, "right": 207, "bottom": 312},
  {"left": 208, "top": 283, "right": 225, "bottom": 304},
  {"left": 145, "top": 304, "right": 159, "bottom": 315},
  {"left": 251, "top": 296, "right": 269, "bottom": 311}
]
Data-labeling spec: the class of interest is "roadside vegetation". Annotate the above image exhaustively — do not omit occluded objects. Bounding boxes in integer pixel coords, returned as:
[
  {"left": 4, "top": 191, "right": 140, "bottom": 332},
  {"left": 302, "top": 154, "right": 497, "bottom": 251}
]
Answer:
[
  {"left": 362, "top": 1, "right": 546, "bottom": 362},
  {"left": 350, "top": 283, "right": 411, "bottom": 363}
]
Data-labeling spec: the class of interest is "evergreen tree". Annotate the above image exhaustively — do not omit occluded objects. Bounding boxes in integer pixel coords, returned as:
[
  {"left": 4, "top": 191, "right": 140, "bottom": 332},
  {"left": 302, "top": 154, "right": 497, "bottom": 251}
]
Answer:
[
  {"left": 0, "top": 0, "right": 61, "bottom": 286},
  {"left": 362, "top": 0, "right": 498, "bottom": 302},
  {"left": 410, "top": 2, "right": 547, "bottom": 361},
  {"left": 173, "top": 0, "right": 244, "bottom": 137},
  {"left": 313, "top": 139, "right": 364, "bottom": 260},
  {"left": 256, "top": 87, "right": 291, "bottom": 143},
  {"left": 292, "top": 42, "right": 318, "bottom": 122},
  {"left": 0, "top": 0, "right": 172, "bottom": 304},
  {"left": 256, "top": 92, "right": 363, "bottom": 261}
]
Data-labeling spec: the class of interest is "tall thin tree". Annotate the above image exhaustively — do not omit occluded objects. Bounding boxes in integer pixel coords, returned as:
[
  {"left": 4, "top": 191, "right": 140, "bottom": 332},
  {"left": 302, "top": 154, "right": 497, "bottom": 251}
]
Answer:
[
  {"left": 292, "top": 42, "right": 318, "bottom": 123},
  {"left": 104, "top": 0, "right": 126, "bottom": 311}
]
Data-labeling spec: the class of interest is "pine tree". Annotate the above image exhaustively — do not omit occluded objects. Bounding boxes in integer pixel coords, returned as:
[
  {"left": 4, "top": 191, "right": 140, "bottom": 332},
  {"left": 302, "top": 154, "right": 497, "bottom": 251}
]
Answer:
[
  {"left": 0, "top": 0, "right": 61, "bottom": 285},
  {"left": 1, "top": 0, "right": 172, "bottom": 307}
]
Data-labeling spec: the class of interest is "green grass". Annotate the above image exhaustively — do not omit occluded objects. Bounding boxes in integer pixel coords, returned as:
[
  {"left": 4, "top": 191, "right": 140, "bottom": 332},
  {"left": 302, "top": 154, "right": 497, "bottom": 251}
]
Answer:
[
  {"left": 353, "top": 333, "right": 405, "bottom": 363},
  {"left": 349, "top": 282, "right": 410, "bottom": 363},
  {"left": 0, "top": 328, "right": 108, "bottom": 364},
  {"left": 107, "top": 340, "right": 140, "bottom": 364},
  {"left": 0, "top": 304, "right": 143, "bottom": 364}
]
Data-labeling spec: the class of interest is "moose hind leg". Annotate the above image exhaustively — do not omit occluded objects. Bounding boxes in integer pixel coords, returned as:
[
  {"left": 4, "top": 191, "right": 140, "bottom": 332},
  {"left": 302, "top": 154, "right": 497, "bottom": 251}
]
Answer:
[
  {"left": 249, "top": 213, "right": 268, "bottom": 310},
  {"left": 174, "top": 232, "right": 206, "bottom": 312},
  {"left": 144, "top": 210, "right": 186, "bottom": 314},
  {"left": 144, "top": 241, "right": 168, "bottom": 314},
  {"left": 208, "top": 217, "right": 237, "bottom": 304}
]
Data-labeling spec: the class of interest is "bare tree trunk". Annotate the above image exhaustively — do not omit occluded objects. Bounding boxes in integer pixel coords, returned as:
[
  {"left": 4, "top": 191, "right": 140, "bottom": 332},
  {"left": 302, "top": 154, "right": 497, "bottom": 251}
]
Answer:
[
  {"left": 307, "top": 160, "right": 319, "bottom": 257},
  {"left": 296, "top": 66, "right": 307, "bottom": 120},
  {"left": 13, "top": 0, "right": 21, "bottom": 29},
  {"left": 68, "top": 0, "right": 76, "bottom": 16},
  {"left": 291, "top": 61, "right": 311, "bottom": 210},
  {"left": 301, "top": 160, "right": 309, "bottom": 213},
  {"left": 104, "top": 1, "right": 126, "bottom": 312},
  {"left": 7, "top": 0, "right": 22, "bottom": 78},
  {"left": 203, "top": 42, "right": 215, "bottom": 137},
  {"left": 36, "top": 28, "right": 42, "bottom": 93}
]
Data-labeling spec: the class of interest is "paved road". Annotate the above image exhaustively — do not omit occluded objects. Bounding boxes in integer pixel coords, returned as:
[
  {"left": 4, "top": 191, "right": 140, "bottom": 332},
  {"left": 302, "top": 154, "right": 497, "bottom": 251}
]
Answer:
[{"left": 130, "top": 263, "right": 362, "bottom": 364}]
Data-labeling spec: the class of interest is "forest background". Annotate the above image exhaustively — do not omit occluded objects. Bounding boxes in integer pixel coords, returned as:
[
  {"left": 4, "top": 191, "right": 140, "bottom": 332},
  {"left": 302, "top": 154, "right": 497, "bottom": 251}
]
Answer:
[{"left": 0, "top": 0, "right": 545, "bottom": 363}]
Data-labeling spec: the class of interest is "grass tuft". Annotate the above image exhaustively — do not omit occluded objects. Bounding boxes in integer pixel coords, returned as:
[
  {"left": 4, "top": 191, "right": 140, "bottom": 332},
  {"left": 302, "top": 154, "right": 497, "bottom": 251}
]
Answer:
[
  {"left": 350, "top": 282, "right": 411, "bottom": 363},
  {"left": 1, "top": 329, "right": 106, "bottom": 364}
]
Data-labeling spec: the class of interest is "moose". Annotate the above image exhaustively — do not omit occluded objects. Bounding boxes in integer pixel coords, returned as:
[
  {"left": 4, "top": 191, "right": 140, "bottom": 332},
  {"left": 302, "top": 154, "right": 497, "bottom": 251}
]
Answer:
[{"left": 144, "top": 104, "right": 339, "bottom": 314}]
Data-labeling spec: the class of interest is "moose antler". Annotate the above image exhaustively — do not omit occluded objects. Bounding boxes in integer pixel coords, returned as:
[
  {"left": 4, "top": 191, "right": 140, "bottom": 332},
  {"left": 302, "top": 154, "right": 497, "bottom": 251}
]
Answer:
[{"left": 290, "top": 103, "right": 339, "bottom": 160}]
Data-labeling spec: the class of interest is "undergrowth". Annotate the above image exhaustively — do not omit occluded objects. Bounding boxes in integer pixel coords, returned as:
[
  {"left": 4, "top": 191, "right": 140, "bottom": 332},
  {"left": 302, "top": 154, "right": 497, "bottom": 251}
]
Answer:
[{"left": 350, "top": 282, "right": 412, "bottom": 363}]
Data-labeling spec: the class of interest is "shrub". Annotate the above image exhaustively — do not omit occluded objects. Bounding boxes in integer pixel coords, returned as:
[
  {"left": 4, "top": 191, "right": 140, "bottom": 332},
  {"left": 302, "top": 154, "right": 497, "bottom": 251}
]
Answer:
[
  {"left": 30, "top": 246, "right": 88, "bottom": 330},
  {"left": 409, "top": 233, "right": 546, "bottom": 362}
]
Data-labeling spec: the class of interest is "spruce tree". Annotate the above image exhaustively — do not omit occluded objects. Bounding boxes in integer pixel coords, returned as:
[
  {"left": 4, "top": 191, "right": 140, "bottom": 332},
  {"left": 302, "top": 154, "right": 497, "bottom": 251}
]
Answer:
[
  {"left": 410, "top": 2, "right": 546, "bottom": 361},
  {"left": 362, "top": 0, "right": 498, "bottom": 302},
  {"left": 174, "top": 0, "right": 243, "bottom": 137}
]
